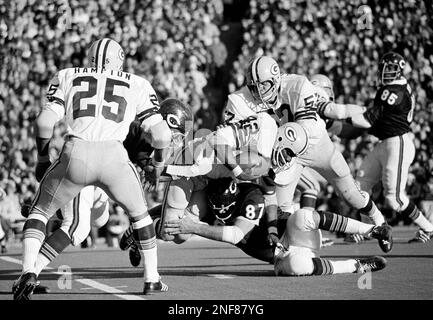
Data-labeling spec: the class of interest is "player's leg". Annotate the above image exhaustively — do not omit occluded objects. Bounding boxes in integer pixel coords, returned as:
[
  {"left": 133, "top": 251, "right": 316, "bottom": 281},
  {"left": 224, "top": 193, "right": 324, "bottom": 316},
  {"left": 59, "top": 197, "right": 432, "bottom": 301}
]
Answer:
[
  {"left": 297, "top": 168, "right": 322, "bottom": 209},
  {"left": 274, "top": 162, "right": 304, "bottom": 214},
  {"left": 288, "top": 208, "right": 392, "bottom": 252},
  {"left": 314, "top": 139, "right": 386, "bottom": 226},
  {"left": 159, "top": 176, "right": 206, "bottom": 242},
  {"left": 381, "top": 135, "right": 433, "bottom": 242},
  {"left": 121, "top": 205, "right": 163, "bottom": 268},
  {"left": 14, "top": 139, "right": 86, "bottom": 299},
  {"left": 356, "top": 145, "right": 385, "bottom": 225},
  {"left": 275, "top": 213, "right": 387, "bottom": 276},
  {"left": 97, "top": 141, "right": 166, "bottom": 292}
]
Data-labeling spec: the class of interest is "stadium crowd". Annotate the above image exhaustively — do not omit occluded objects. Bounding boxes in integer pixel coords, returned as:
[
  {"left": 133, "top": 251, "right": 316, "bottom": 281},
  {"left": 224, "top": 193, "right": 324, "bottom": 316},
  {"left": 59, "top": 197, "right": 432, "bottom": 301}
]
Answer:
[{"left": 0, "top": 0, "right": 432, "bottom": 245}]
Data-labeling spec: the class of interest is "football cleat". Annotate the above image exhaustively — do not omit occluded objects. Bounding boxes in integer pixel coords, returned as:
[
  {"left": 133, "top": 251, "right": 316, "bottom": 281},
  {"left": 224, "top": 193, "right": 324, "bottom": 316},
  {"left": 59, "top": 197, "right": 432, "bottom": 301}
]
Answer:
[
  {"left": 33, "top": 282, "right": 51, "bottom": 294},
  {"left": 143, "top": 278, "right": 169, "bottom": 295},
  {"left": 12, "top": 272, "right": 38, "bottom": 300},
  {"left": 119, "top": 227, "right": 134, "bottom": 251},
  {"left": 355, "top": 256, "right": 387, "bottom": 273},
  {"left": 370, "top": 223, "right": 393, "bottom": 253},
  {"left": 408, "top": 229, "right": 433, "bottom": 243},
  {"left": 129, "top": 244, "right": 141, "bottom": 267}
]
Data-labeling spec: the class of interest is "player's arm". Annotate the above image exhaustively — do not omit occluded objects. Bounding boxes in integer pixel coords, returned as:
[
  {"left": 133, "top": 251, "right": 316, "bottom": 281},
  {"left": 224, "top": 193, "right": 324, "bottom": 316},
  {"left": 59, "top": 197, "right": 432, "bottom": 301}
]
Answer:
[
  {"left": 137, "top": 86, "right": 172, "bottom": 189},
  {"left": 317, "top": 101, "right": 367, "bottom": 120},
  {"left": 346, "top": 95, "right": 383, "bottom": 129},
  {"left": 164, "top": 213, "right": 257, "bottom": 245},
  {"left": 34, "top": 72, "right": 65, "bottom": 181},
  {"left": 290, "top": 78, "right": 323, "bottom": 139}
]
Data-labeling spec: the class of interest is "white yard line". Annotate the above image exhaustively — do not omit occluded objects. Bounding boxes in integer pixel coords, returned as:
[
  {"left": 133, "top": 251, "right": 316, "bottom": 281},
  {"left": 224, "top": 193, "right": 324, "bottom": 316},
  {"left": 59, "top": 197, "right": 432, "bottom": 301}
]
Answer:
[{"left": 0, "top": 256, "right": 145, "bottom": 300}]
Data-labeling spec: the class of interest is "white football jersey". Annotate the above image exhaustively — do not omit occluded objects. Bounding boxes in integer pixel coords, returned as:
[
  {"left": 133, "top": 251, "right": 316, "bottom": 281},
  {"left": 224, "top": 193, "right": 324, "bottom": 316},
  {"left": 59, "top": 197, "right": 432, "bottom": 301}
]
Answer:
[
  {"left": 215, "top": 112, "right": 277, "bottom": 159},
  {"left": 44, "top": 67, "right": 162, "bottom": 141}
]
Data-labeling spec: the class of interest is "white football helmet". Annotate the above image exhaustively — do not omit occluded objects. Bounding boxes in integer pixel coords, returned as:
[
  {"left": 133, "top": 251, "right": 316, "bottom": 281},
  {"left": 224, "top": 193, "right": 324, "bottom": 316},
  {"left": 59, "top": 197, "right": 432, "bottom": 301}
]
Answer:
[
  {"left": 310, "top": 74, "right": 334, "bottom": 101},
  {"left": 246, "top": 56, "right": 281, "bottom": 111},
  {"left": 272, "top": 122, "right": 308, "bottom": 173},
  {"left": 87, "top": 38, "right": 125, "bottom": 71}
]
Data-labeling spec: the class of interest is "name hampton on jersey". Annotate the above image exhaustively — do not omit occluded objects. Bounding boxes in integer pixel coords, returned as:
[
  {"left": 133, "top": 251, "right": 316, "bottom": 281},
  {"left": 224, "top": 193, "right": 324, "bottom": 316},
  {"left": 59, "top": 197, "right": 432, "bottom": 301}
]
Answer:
[{"left": 45, "top": 67, "right": 161, "bottom": 142}]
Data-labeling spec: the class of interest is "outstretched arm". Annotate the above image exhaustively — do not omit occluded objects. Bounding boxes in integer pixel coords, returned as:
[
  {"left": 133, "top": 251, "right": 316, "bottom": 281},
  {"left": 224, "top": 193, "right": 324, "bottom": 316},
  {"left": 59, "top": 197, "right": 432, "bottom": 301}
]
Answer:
[{"left": 164, "top": 214, "right": 256, "bottom": 245}]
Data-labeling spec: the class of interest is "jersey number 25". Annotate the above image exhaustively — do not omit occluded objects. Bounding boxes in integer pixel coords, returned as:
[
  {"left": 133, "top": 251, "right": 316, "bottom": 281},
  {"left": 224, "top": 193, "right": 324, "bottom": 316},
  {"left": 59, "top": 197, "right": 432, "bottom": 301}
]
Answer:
[{"left": 73, "top": 76, "right": 130, "bottom": 123}]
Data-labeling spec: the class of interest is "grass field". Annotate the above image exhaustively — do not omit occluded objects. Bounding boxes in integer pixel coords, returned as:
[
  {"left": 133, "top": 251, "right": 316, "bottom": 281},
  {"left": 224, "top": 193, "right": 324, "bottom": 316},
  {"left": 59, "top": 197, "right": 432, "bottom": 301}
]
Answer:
[{"left": 0, "top": 226, "right": 432, "bottom": 300}]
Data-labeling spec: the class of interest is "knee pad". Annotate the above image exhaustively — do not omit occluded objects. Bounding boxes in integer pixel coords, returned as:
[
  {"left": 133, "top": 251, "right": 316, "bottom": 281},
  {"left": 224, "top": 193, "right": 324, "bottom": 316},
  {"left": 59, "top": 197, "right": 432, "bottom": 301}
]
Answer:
[
  {"left": 289, "top": 209, "right": 317, "bottom": 232},
  {"left": 275, "top": 253, "right": 314, "bottom": 276}
]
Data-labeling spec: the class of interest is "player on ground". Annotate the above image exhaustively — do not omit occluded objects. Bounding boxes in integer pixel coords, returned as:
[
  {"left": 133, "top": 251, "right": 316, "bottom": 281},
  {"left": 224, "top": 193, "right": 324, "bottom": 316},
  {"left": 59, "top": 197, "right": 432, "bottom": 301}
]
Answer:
[
  {"left": 273, "top": 206, "right": 387, "bottom": 276},
  {"left": 346, "top": 52, "right": 433, "bottom": 243},
  {"left": 156, "top": 110, "right": 278, "bottom": 243},
  {"left": 225, "top": 56, "right": 390, "bottom": 251},
  {"left": 13, "top": 38, "right": 172, "bottom": 300}
]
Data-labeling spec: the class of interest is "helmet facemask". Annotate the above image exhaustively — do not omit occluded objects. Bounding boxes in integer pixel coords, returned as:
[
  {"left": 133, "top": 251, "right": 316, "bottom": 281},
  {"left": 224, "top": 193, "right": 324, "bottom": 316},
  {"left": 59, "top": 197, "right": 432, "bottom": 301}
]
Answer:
[
  {"left": 248, "top": 77, "right": 281, "bottom": 111},
  {"left": 271, "top": 146, "right": 296, "bottom": 174},
  {"left": 378, "top": 60, "right": 404, "bottom": 85}
]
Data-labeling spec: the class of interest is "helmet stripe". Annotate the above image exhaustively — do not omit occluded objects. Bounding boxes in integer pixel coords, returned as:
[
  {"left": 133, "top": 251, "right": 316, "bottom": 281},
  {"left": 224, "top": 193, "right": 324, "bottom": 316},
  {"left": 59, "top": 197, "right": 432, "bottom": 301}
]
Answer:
[
  {"left": 252, "top": 56, "right": 262, "bottom": 82},
  {"left": 94, "top": 39, "right": 103, "bottom": 68},
  {"left": 101, "top": 39, "right": 111, "bottom": 69}
]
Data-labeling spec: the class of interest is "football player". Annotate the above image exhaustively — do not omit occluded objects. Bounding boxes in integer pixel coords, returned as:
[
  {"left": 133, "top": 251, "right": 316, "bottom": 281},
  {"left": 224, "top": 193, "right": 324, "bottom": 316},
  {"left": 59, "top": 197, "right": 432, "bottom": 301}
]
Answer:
[
  {"left": 27, "top": 97, "right": 194, "bottom": 294},
  {"left": 123, "top": 178, "right": 286, "bottom": 265},
  {"left": 273, "top": 207, "right": 388, "bottom": 276},
  {"left": 155, "top": 110, "right": 277, "bottom": 243},
  {"left": 347, "top": 52, "right": 433, "bottom": 243},
  {"left": 296, "top": 74, "right": 367, "bottom": 211},
  {"left": 13, "top": 38, "right": 172, "bottom": 300},
  {"left": 224, "top": 57, "right": 389, "bottom": 252}
]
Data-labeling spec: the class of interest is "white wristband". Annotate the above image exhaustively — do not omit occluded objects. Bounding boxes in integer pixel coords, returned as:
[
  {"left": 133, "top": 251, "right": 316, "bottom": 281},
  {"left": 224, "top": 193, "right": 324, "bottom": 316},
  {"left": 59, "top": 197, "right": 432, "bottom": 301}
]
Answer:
[{"left": 231, "top": 165, "right": 243, "bottom": 177}]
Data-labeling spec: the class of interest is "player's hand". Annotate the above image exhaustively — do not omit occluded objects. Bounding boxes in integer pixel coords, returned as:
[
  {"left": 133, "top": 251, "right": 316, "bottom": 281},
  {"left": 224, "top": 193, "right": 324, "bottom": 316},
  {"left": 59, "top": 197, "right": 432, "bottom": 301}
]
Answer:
[
  {"left": 267, "top": 232, "right": 280, "bottom": 248},
  {"left": 143, "top": 161, "right": 165, "bottom": 192},
  {"left": 35, "top": 160, "right": 52, "bottom": 182},
  {"left": 164, "top": 214, "right": 196, "bottom": 235}
]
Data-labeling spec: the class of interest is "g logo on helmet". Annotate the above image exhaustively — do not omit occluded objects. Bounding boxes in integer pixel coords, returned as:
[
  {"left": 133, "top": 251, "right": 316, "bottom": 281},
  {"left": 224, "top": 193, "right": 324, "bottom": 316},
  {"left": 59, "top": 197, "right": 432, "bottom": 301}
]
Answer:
[
  {"left": 166, "top": 114, "right": 181, "bottom": 129},
  {"left": 271, "top": 63, "right": 279, "bottom": 76},
  {"left": 285, "top": 127, "right": 297, "bottom": 142},
  {"left": 118, "top": 49, "right": 125, "bottom": 61},
  {"left": 398, "top": 60, "right": 406, "bottom": 69}
]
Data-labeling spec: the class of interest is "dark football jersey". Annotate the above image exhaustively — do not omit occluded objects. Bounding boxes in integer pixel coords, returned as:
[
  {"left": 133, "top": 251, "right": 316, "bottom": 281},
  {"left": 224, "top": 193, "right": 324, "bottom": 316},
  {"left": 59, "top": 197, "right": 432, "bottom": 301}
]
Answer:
[
  {"left": 209, "top": 183, "right": 266, "bottom": 225},
  {"left": 364, "top": 81, "right": 415, "bottom": 140},
  {"left": 123, "top": 120, "right": 154, "bottom": 168}
]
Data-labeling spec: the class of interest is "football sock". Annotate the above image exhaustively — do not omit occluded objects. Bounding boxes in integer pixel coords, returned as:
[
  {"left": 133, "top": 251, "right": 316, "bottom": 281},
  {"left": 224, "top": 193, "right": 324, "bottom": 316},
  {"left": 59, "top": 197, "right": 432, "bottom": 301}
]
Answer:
[
  {"left": 311, "top": 258, "right": 334, "bottom": 275},
  {"left": 318, "top": 211, "right": 374, "bottom": 235},
  {"left": 22, "top": 217, "right": 47, "bottom": 274},
  {"left": 401, "top": 202, "right": 433, "bottom": 232},
  {"left": 359, "top": 198, "right": 385, "bottom": 226},
  {"left": 330, "top": 259, "right": 358, "bottom": 274},
  {"left": 132, "top": 215, "right": 159, "bottom": 282},
  {"left": 300, "top": 191, "right": 317, "bottom": 210},
  {"left": 35, "top": 229, "right": 71, "bottom": 276}
]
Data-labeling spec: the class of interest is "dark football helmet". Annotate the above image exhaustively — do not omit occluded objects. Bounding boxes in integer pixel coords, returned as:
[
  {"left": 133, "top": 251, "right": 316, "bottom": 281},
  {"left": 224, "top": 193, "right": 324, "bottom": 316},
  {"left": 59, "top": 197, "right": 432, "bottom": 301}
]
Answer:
[
  {"left": 378, "top": 52, "right": 406, "bottom": 86},
  {"left": 207, "top": 178, "right": 240, "bottom": 223},
  {"left": 159, "top": 98, "right": 193, "bottom": 146}
]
